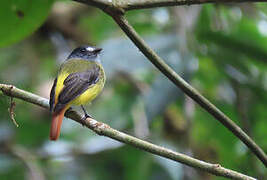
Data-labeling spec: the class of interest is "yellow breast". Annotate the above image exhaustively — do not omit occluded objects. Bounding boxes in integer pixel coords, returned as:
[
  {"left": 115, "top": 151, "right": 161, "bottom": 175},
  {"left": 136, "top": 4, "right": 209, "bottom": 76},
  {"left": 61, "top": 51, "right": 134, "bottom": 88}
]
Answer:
[
  {"left": 71, "top": 81, "right": 104, "bottom": 105},
  {"left": 54, "top": 59, "right": 105, "bottom": 107}
]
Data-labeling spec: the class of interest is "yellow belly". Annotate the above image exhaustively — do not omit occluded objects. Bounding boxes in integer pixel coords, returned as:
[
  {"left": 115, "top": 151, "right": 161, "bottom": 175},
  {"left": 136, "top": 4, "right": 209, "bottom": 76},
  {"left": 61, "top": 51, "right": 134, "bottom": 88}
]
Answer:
[
  {"left": 71, "top": 82, "right": 104, "bottom": 105},
  {"left": 54, "top": 59, "right": 105, "bottom": 107}
]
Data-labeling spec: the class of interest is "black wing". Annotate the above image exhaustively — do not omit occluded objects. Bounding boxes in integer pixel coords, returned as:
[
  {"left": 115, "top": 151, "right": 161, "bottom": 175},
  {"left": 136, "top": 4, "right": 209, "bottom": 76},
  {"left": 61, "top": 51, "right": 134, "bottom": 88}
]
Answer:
[
  {"left": 49, "top": 77, "right": 57, "bottom": 113},
  {"left": 53, "top": 65, "right": 100, "bottom": 113}
]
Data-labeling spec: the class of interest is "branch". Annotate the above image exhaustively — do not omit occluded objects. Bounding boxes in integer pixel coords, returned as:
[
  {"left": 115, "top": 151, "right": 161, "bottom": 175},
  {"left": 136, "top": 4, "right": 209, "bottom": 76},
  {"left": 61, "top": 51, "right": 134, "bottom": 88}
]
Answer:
[
  {"left": 106, "top": 13, "right": 267, "bottom": 166},
  {"left": 72, "top": 0, "right": 267, "bottom": 166},
  {"left": 74, "top": 0, "right": 267, "bottom": 11},
  {"left": 0, "top": 83, "right": 257, "bottom": 180}
]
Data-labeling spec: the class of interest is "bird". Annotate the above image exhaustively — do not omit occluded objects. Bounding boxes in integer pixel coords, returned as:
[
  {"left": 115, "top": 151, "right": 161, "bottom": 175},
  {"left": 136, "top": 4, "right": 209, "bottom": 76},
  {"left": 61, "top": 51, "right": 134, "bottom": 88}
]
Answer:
[{"left": 49, "top": 46, "right": 105, "bottom": 141}]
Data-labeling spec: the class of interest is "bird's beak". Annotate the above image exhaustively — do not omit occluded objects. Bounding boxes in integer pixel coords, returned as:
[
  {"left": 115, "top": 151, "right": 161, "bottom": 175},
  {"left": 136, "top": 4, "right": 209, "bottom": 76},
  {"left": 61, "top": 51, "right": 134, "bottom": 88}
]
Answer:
[{"left": 94, "top": 48, "right": 102, "bottom": 53}]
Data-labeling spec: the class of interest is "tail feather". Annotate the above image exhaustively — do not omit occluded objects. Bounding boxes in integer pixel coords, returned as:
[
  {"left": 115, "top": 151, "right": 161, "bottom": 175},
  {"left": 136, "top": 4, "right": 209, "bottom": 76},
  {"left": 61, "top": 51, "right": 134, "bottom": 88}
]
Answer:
[{"left": 50, "top": 108, "right": 66, "bottom": 141}]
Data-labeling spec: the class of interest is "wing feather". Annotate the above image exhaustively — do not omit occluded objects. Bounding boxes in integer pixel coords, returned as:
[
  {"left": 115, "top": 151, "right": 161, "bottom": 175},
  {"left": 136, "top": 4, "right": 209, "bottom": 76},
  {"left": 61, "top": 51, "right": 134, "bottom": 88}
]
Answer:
[
  {"left": 53, "top": 65, "right": 99, "bottom": 113},
  {"left": 49, "top": 77, "right": 57, "bottom": 112}
]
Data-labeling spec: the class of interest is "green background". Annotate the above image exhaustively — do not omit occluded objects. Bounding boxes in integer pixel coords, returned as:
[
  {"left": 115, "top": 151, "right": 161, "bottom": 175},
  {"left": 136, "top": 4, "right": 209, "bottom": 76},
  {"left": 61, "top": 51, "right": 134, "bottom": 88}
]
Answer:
[{"left": 0, "top": 1, "right": 266, "bottom": 180}]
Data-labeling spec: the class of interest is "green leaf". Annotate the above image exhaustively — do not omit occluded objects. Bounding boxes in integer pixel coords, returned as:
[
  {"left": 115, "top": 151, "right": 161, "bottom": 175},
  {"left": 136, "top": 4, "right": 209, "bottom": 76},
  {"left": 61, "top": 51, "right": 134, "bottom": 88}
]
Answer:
[{"left": 0, "top": 0, "right": 54, "bottom": 48}]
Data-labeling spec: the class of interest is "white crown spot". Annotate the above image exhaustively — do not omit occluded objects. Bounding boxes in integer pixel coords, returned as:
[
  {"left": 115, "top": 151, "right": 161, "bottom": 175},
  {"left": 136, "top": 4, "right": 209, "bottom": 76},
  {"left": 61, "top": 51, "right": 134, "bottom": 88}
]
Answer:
[{"left": 86, "top": 47, "right": 94, "bottom": 51}]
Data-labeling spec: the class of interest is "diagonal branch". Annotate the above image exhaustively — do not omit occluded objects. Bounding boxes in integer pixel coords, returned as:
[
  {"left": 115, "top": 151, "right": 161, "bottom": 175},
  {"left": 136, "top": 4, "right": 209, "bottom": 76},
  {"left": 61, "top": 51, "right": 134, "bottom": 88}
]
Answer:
[
  {"left": 0, "top": 83, "right": 256, "bottom": 180},
  {"left": 72, "top": 0, "right": 267, "bottom": 166},
  {"left": 106, "top": 13, "right": 267, "bottom": 166}
]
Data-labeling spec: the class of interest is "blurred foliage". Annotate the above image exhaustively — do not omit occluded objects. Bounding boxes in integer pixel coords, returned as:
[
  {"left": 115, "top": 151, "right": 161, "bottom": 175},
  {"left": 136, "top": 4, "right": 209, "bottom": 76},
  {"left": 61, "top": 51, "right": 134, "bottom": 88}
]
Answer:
[
  {"left": 0, "top": 0, "right": 54, "bottom": 48},
  {"left": 0, "top": 1, "right": 266, "bottom": 180}
]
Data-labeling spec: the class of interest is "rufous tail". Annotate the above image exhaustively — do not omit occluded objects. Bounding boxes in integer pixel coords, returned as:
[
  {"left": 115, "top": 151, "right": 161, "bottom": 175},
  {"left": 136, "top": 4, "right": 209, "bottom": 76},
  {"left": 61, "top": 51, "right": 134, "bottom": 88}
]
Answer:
[{"left": 50, "top": 108, "right": 66, "bottom": 141}]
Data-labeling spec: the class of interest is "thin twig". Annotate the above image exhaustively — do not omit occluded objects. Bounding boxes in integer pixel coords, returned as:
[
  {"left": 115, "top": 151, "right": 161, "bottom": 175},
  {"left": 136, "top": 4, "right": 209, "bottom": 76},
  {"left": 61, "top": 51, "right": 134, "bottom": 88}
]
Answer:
[
  {"left": 8, "top": 97, "right": 19, "bottom": 127},
  {"left": 0, "top": 83, "right": 257, "bottom": 180}
]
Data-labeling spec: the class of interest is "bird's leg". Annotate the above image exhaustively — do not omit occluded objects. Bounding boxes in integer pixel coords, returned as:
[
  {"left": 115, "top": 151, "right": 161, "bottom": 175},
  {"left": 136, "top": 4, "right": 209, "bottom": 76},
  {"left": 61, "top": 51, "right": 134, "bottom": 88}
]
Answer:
[
  {"left": 81, "top": 105, "right": 92, "bottom": 118},
  {"left": 81, "top": 105, "right": 92, "bottom": 126}
]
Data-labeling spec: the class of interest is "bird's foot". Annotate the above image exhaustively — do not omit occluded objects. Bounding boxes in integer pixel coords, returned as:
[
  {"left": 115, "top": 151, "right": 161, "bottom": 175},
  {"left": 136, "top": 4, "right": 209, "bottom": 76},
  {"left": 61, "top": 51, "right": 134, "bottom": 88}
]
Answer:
[
  {"left": 80, "top": 105, "right": 93, "bottom": 126},
  {"left": 81, "top": 113, "right": 93, "bottom": 126}
]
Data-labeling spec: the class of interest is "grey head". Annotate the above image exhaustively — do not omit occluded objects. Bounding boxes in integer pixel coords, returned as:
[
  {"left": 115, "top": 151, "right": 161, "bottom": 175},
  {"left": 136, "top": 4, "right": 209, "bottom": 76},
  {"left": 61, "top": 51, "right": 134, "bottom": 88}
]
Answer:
[{"left": 67, "top": 45, "right": 102, "bottom": 62}]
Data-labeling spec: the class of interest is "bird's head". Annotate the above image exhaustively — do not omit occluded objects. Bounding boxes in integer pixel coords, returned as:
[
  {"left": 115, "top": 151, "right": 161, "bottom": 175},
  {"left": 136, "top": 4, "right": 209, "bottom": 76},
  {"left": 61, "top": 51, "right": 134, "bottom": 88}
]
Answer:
[{"left": 67, "top": 45, "right": 102, "bottom": 62}]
